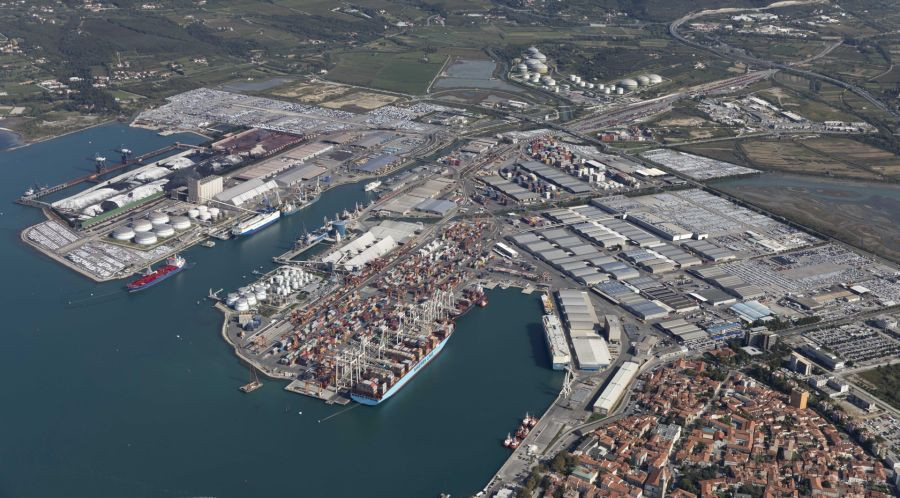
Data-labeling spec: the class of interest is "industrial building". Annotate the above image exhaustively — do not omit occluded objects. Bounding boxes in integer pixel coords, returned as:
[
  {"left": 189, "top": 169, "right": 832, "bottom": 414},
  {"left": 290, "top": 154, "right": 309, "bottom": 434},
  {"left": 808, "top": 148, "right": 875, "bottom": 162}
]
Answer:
[
  {"left": 274, "top": 164, "right": 327, "bottom": 188},
  {"left": 592, "top": 361, "right": 639, "bottom": 414},
  {"left": 542, "top": 315, "right": 571, "bottom": 370},
  {"left": 571, "top": 336, "right": 611, "bottom": 370},
  {"left": 798, "top": 344, "right": 846, "bottom": 371},
  {"left": 188, "top": 175, "right": 223, "bottom": 203},
  {"left": 604, "top": 315, "right": 622, "bottom": 344},
  {"left": 213, "top": 178, "right": 278, "bottom": 208}
]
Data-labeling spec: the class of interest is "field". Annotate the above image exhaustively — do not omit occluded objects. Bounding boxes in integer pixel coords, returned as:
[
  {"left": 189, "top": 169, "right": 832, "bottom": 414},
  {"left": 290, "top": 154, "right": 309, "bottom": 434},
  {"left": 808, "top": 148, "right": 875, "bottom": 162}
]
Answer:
[
  {"left": 679, "top": 136, "right": 900, "bottom": 181},
  {"left": 326, "top": 50, "right": 446, "bottom": 94},
  {"left": 320, "top": 90, "right": 399, "bottom": 112},
  {"left": 857, "top": 365, "right": 900, "bottom": 410},
  {"left": 754, "top": 85, "right": 857, "bottom": 122}
]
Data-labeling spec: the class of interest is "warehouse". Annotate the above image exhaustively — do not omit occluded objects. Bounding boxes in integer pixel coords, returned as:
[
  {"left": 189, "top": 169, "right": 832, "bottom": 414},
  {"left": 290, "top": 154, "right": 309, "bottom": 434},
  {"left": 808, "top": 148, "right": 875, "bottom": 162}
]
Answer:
[
  {"left": 593, "top": 361, "right": 639, "bottom": 414},
  {"left": 542, "top": 315, "right": 572, "bottom": 370},
  {"left": 482, "top": 176, "right": 542, "bottom": 204},
  {"left": 414, "top": 198, "right": 457, "bottom": 216},
  {"left": 557, "top": 289, "right": 600, "bottom": 336},
  {"left": 274, "top": 164, "right": 328, "bottom": 187},
  {"left": 572, "top": 336, "right": 611, "bottom": 370},
  {"left": 214, "top": 178, "right": 278, "bottom": 207},
  {"left": 516, "top": 160, "right": 593, "bottom": 194}
]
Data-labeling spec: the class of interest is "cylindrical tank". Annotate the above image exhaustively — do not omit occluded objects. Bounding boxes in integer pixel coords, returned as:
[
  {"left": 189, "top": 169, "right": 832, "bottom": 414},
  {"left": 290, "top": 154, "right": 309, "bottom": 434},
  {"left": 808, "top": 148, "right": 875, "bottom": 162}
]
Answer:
[
  {"left": 225, "top": 293, "right": 239, "bottom": 306},
  {"left": 187, "top": 208, "right": 200, "bottom": 219},
  {"left": 170, "top": 216, "right": 191, "bottom": 230},
  {"left": 598, "top": 83, "right": 605, "bottom": 90},
  {"left": 133, "top": 219, "right": 153, "bottom": 232},
  {"left": 534, "top": 63, "right": 548, "bottom": 74},
  {"left": 604, "top": 87, "right": 611, "bottom": 95},
  {"left": 199, "top": 212, "right": 212, "bottom": 221},
  {"left": 332, "top": 220, "right": 347, "bottom": 237},
  {"left": 616, "top": 87, "right": 624, "bottom": 95},
  {"left": 245, "top": 294, "right": 257, "bottom": 307},
  {"left": 134, "top": 232, "right": 158, "bottom": 245},
  {"left": 208, "top": 207, "right": 220, "bottom": 218},
  {"left": 637, "top": 75, "right": 651, "bottom": 86},
  {"left": 153, "top": 223, "right": 175, "bottom": 237},
  {"left": 111, "top": 226, "right": 135, "bottom": 241},
  {"left": 618, "top": 78, "right": 638, "bottom": 91},
  {"left": 234, "top": 298, "right": 249, "bottom": 312},
  {"left": 530, "top": 74, "right": 540, "bottom": 83},
  {"left": 148, "top": 212, "right": 169, "bottom": 224}
]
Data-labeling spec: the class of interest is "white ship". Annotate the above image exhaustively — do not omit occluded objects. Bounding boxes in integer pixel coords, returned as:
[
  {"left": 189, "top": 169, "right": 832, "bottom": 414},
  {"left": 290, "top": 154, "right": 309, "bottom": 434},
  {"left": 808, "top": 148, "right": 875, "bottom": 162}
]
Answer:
[
  {"left": 232, "top": 211, "right": 281, "bottom": 237},
  {"left": 364, "top": 180, "right": 382, "bottom": 192}
]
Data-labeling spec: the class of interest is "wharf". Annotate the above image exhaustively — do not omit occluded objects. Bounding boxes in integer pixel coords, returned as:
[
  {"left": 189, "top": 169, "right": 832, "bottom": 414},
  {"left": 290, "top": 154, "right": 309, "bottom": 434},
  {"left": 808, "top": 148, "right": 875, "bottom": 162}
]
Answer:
[
  {"left": 274, "top": 237, "right": 324, "bottom": 264},
  {"left": 15, "top": 143, "right": 192, "bottom": 206},
  {"left": 285, "top": 380, "right": 351, "bottom": 405}
]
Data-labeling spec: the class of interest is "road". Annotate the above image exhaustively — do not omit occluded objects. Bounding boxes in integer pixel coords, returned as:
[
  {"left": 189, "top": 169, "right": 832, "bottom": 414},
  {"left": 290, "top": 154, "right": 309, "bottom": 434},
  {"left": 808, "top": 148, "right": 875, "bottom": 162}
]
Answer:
[{"left": 668, "top": 3, "right": 898, "bottom": 120}]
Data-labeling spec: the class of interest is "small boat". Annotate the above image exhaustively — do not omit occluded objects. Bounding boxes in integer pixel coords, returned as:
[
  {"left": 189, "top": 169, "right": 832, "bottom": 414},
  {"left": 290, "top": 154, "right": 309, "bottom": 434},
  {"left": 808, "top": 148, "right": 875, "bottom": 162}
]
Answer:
[
  {"left": 364, "top": 180, "right": 382, "bottom": 192},
  {"left": 201, "top": 240, "right": 216, "bottom": 248},
  {"left": 503, "top": 433, "right": 514, "bottom": 448}
]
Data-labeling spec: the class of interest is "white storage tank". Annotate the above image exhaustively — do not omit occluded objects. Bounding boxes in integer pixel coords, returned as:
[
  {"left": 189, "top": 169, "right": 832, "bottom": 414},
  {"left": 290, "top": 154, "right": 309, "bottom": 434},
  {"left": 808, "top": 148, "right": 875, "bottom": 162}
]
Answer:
[
  {"left": 225, "top": 293, "right": 239, "bottom": 307},
  {"left": 234, "top": 298, "right": 249, "bottom": 312},
  {"left": 134, "top": 232, "right": 158, "bottom": 245},
  {"left": 245, "top": 294, "right": 258, "bottom": 307},
  {"left": 111, "top": 226, "right": 135, "bottom": 241},
  {"left": 170, "top": 216, "right": 191, "bottom": 230},
  {"left": 648, "top": 74, "right": 663, "bottom": 84},
  {"left": 616, "top": 87, "right": 624, "bottom": 95},
  {"left": 208, "top": 207, "right": 220, "bottom": 218},
  {"left": 199, "top": 212, "right": 212, "bottom": 222},
  {"left": 148, "top": 211, "right": 169, "bottom": 224},
  {"left": 133, "top": 219, "right": 153, "bottom": 232},
  {"left": 153, "top": 223, "right": 175, "bottom": 237},
  {"left": 187, "top": 208, "right": 200, "bottom": 219}
]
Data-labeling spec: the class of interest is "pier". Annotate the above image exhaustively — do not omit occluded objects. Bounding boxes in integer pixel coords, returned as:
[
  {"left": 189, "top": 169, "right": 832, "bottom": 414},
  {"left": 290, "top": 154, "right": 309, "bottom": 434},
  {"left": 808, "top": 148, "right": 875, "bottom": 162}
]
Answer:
[{"left": 15, "top": 143, "right": 195, "bottom": 207}]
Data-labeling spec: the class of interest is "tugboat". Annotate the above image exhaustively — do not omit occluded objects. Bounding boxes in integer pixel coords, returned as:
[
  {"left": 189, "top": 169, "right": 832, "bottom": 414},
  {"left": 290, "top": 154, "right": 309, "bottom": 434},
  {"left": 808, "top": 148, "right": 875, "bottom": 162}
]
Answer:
[
  {"left": 126, "top": 255, "right": 187, "bottom": 292},
  {"left": 503, "top": 433, "right": 514, "bottom": 448}
]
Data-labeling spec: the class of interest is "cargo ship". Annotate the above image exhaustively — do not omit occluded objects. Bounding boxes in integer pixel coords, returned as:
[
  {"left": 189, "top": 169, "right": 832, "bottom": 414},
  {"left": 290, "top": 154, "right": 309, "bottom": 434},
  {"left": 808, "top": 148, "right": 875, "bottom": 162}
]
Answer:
[
  {"left": 232, "top": 210, "right": 281, "bottom": 237},
  {"left": 350, "top": 326, "right": 452, "bottom": 405},
  {"left": 126, "top": 255, "right": 186, "bottom": 292}
]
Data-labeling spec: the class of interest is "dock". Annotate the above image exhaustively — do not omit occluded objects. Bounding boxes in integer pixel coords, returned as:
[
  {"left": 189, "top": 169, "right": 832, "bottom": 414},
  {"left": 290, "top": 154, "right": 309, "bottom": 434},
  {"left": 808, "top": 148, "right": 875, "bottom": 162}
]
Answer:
[
  {"left": 15, "top": 143, "right": 194, "bottom": 207},
  {"left": 285, "top": 379, "right": 351, "bottom": 405}
]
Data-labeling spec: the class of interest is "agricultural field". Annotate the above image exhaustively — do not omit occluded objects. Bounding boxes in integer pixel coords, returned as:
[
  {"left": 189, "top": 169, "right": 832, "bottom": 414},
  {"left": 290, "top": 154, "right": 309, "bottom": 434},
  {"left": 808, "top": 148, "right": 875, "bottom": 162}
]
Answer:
[
  {"left": 753, "top": 85, "right": 858, "bottom": 122},
  {"left": 679, "top": 136, "right": 900, "bottom": 181}
]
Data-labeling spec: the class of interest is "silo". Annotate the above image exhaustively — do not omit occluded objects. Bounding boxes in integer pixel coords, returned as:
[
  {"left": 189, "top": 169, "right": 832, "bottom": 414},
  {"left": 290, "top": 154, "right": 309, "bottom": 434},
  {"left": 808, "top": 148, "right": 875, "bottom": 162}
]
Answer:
[{"left": 208, "top": 207, "right": 221, "bottom": 219}]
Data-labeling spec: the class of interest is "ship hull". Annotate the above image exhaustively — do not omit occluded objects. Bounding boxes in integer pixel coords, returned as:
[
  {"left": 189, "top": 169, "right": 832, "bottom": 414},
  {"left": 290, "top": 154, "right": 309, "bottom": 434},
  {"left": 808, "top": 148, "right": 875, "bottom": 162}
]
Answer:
[
  {"left": 127, "top": 265, "right": 185, "bottom": 292},
  {"left": 351, "top": 335, "right": 449, "bottom": 406},
  {"left": 234, "top": 212, "right": 281, "bottom": 237}
]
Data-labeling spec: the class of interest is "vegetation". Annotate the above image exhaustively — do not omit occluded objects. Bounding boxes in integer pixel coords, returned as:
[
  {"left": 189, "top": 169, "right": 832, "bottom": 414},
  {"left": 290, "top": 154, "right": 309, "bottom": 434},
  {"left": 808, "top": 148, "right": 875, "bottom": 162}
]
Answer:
[{"left": 858, "top": 364, "right": 900, "bottom": 410}]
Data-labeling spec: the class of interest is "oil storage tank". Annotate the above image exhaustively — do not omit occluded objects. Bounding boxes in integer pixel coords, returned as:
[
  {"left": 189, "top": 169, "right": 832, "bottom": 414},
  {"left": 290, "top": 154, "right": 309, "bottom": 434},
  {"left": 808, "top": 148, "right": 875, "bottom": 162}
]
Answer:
[
  {"left": 133, "top": 219, "right": 153, "bottom": 232},
  {"left": 111, "top": 226, "right": 135, "bottom": 241},
  {"left": 134, "top": 232, "right": 158, "bottom": 245}
]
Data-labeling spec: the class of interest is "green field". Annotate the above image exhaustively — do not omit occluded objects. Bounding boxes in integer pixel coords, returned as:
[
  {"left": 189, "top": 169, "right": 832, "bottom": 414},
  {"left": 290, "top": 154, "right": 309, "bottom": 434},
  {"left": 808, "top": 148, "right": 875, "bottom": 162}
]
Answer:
[
  {"left": 858, "top": 365, "right": 900, "bottom": 411},
  {"left": 326, "top": 51, "right": 446, "bottom": 94}
]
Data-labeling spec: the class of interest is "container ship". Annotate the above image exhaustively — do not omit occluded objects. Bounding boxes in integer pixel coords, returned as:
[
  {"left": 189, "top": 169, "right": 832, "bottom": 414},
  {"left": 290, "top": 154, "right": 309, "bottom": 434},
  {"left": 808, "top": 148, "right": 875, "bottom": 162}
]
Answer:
[
  {"left": 126, "top": 255, "right": 186, "bottom": 292},
  {"left": 232, "top": 210, "right": 280, "bottom": 237},
  {"left": 350, "top": 324, "right": 453, "bottom": 405}
]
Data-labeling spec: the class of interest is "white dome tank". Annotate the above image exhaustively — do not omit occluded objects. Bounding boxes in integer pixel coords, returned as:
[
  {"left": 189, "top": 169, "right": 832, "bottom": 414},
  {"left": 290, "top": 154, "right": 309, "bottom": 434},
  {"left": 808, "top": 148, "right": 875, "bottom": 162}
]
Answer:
[
  {"left": 225, "top": 293, "right": 239, "bottom": 306},
  {"left": 208, "top": 207, "right": 220, "bottom": 218},
  {"left": 234, "top": 298, "right": 249, "bottom": 312},
  {"left": 255, "top": 290, "right": 267, "bottom": 301},
  {"left": 111, "top": 226, "right": 135, "bottom": 241},
  {"left": 170, "top": 216, "right": 191, "bottom": 230},
  {"left": 245, "top": 294, "right": 257, "bottom": 307},
  {"left": 153, "top": 223, "right": 175, "bottom": 237},
  {"left": 148, "top": 212, "right": 169, "bottom": 224},
  {"left": 636, "top": 75, "right": 651, "bottom": 86},
  {"left": 199, "top": 212, "right": 211, "bottom": 221},
  {"left": 134, "top": 232, "right": 158, "bottom": 245},
  {"left": 648, "top": 74, "right": 663, "bottom": 84},
  {"left": 187, "top": 208, "right": 200, "bottom": 219},
  {"left": 618, "top": 78, "right": 638, "bottom": 90},
  {"left": 133, "top": 219, "right": 153, "bottom": 232}
]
